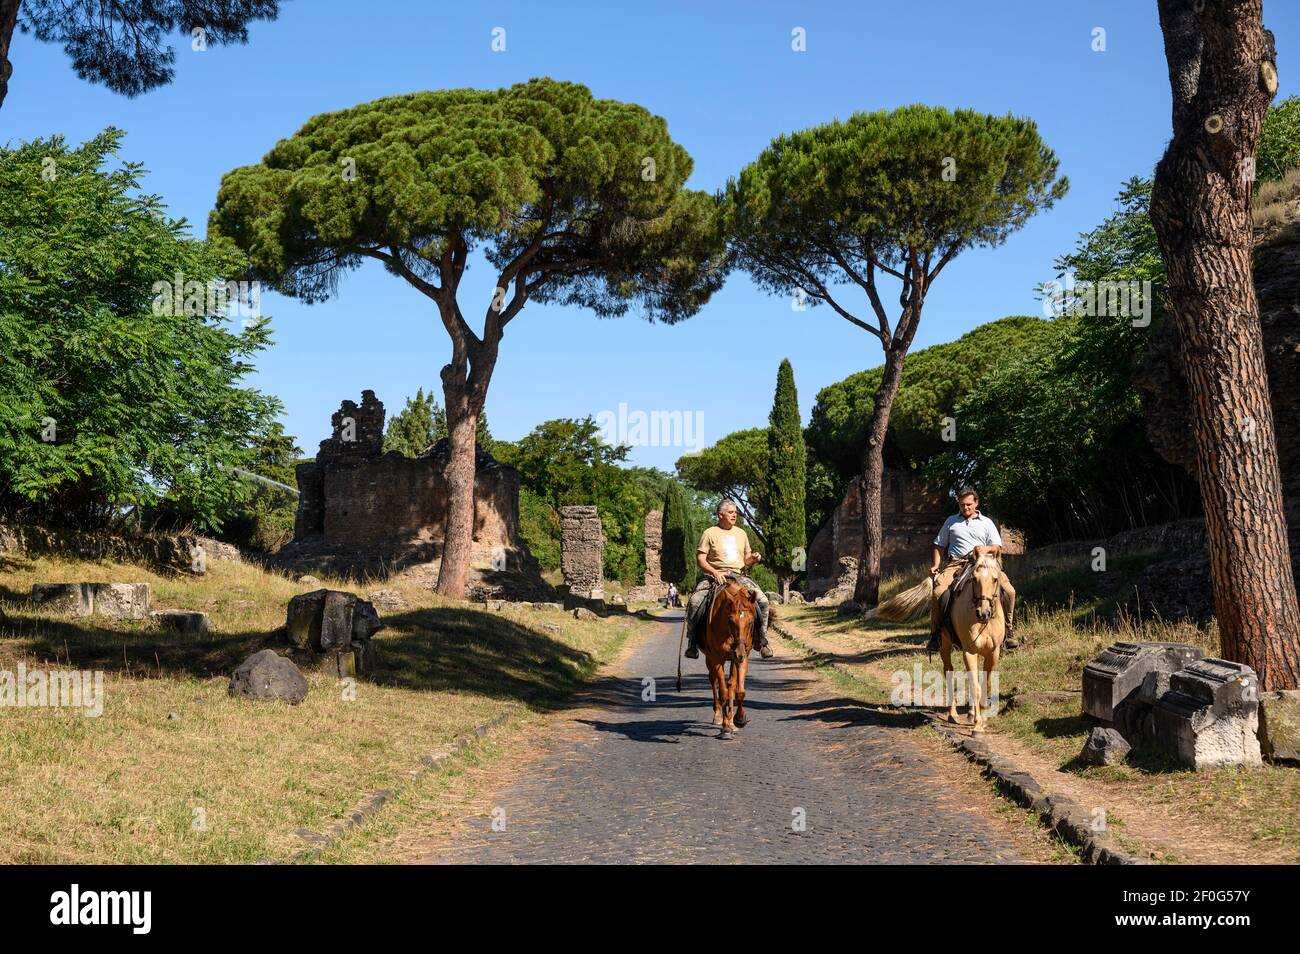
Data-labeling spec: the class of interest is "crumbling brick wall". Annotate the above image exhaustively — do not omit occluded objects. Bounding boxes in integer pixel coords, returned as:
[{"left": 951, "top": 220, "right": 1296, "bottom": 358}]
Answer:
[{"left": 560, "top": 505, "right": 604, "bottom": 596}]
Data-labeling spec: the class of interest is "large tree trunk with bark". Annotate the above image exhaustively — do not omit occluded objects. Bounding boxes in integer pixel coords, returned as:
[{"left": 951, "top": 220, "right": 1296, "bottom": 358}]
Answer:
[
  {"left": 1151, "top": 0, "right": 1300, "bottom": 689},
  {"left": 433, "top": 298, "right": 498, "bottom": 599},
  {"left": 0, "top": 0, "right": 20, "bottom": 111},
  {"left": 853, "top": 343, "right": 909, "bottom": 606}
]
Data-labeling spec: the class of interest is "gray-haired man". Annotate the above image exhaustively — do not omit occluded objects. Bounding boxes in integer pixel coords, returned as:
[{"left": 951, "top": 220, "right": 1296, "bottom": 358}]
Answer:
[{"left": 683, "top": 500, "right": 773, "bottom": 659}]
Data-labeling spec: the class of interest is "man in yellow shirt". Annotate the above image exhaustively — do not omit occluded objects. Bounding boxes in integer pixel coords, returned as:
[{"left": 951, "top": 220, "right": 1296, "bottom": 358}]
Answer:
[{"left": 684, "top": 499, "right": 773, "bottom": 659}]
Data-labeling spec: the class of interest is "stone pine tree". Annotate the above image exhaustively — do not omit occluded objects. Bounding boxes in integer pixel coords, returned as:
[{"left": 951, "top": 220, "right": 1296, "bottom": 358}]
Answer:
[
  {"left": 660, "top": 481, "right": 692, "bottom": 589},
  {"left": 212, "top": 79, "right": 727, "bottom": 597},
  {"left": 766, "top": 358, "right": 805, "bottom": 600},
  {"left": 725, "top": 106, "right": 1067, "bottom": 605},
  {"left": 1151, "top": 0, "right": 1300, "bottom": 689},
  {"left": 1, "top": 0, "right": 281, "bottom": 110}
]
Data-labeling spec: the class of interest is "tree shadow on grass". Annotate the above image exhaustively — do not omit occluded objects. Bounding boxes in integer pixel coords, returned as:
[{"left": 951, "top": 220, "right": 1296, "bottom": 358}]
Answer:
[
  {"left": 371, "top": 606, "right": 600, "bottom": 708},
  {"left": 0, "top": 598, "right": 616, "bottom": 711}
]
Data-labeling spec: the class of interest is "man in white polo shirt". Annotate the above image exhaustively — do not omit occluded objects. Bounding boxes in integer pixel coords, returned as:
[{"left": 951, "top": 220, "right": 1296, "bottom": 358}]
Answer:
[{"left": 928, "top": 486, "right": 1016, "bottom": 651}]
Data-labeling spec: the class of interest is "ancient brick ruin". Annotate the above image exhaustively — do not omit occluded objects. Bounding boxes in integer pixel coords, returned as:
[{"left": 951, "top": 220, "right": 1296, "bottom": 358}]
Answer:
[
  {"left": 559, "top": 505, "right": 604, "bottom": 598},
  {"left": 627, "top": 509, "right": 664, "bottom": 602},
  {"left": 274, "top": 391, "right": 551, "bottom": 599}
]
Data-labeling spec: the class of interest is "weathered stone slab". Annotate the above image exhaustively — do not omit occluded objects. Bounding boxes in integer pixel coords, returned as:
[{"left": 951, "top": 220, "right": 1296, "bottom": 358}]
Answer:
[
  {"left": 320, "top": 591, "right": 354, "bottom": 651},
  {"left": 30, "top": 583, "right": 94, "bottom": 616},
  {"left": 1079, "top": 726, "right": 1131, "bottom": 766},
  {"left": 229, "top": 650, "right": 308, "bottom": 705},
  {"left": 1259, "top": 689, "right": 1300, "bottom": 763},
  {"left": 152, "top": 609, "right": 211, "bottom": 635},
  {"left": 1152, "top": 658, "right": 1262, "bottom": 769},
  {"left": 1081, "top": 641, "right": 1205, "bottom": 723},
  {"left": 285, "top": 588, "right": 382, "bottom": 653},
  {"left": 91, "top": 582, "right": 151, "bottom": 620}
]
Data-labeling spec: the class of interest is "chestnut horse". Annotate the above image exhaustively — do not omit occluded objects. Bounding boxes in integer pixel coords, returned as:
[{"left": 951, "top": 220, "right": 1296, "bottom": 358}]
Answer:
[
  {"left": 938, "top": 552, "right": 1007, "bottom": 731},
  {"left": 702, "top": 577, "right": 757, "bottom": 740}
]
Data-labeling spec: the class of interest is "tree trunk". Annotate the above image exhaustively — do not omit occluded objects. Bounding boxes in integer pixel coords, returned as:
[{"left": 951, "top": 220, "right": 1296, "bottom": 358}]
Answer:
[
  {"left": 433, "top": 323, "right": 497, "bottom": 599},
  {"left": 1151, "top": 0, "right": 1300, "bottom": 689},
  {"left": 0, "top": 0, "right": 20, "bottom": 111},
  {"left": 435, "top": 389, "right": 479, "bottom": 599},
  {"left": 853, "top": 343, "right": 909, "bottom": 606}
]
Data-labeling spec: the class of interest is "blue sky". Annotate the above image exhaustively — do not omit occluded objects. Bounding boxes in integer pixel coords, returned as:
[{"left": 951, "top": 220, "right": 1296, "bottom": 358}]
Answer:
[{"left": 7, "top": 0, "right": 1300, "bottom": 470}]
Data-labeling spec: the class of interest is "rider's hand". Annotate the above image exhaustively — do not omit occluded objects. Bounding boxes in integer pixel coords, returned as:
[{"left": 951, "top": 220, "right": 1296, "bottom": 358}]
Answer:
[
  {"left": 712, "top": 571, "right": 727, "bottom": 586},
  {"left": 930, "top": 567, "right": 939, "bottom": 579}
]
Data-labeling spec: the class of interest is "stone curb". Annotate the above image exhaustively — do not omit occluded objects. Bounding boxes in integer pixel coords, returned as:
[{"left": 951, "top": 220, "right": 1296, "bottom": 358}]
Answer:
[
  {"left": 261, "top": 703, "right": 523, "bottom": 864},
  {"left": 770, "top": 617, "right": 1147, "bottom": 866}
]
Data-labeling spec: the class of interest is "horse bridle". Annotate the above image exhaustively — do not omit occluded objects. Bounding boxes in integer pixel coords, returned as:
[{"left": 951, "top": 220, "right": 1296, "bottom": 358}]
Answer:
[{"left": 971, "top": 556, "right": 1003, "bottom": 622}]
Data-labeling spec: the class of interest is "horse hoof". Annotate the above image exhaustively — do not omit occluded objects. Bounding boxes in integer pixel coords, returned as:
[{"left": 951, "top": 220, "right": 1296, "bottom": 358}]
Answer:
[
  {"left": 973, "top": 723, "right": 986, "bottom": 733},
  {"left": 719, "top": 728, "right": 734, "bottom": 740},
  {"left": 711, "top": 715, "right": 723, "bottom": 726},
  {"left": 735, "top": 715, "right": 749, "bottom": 728}
]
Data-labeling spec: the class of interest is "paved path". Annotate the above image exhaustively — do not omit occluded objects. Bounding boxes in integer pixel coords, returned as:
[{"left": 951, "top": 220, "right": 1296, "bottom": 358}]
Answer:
[{"left": 418, "top": 613, "right": 1031, "bottom": 864}]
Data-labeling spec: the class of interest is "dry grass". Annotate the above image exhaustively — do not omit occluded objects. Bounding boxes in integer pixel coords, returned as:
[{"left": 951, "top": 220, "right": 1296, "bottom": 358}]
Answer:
[
  {"left": 0, "top": 551, "right": 637, "bottom": 863},
  {"left": 777, "top": 554, "right": 1300, "bottom": 863},
  {"left": 1252, "top": 167, "right": 1300, "bottom": 229}
]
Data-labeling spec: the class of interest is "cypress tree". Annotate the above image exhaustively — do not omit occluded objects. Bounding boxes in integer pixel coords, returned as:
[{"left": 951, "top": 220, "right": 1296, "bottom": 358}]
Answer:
[
  {"left": 383, "top": 387, "right": 446, "bottom": 457},
  {"left": 661, "top": 481, "right": 692, "bottom": 586},
  {"left": 766, "top": 358, "right": 806, "bottom": 598}
]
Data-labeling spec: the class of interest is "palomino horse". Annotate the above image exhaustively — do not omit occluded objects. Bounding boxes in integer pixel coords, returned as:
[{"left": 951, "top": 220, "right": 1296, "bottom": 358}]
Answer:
[
  {"left": 938, "top": 552, "right": 1007, "bottom": 731},
  {"left": 702, "top": 577, "right": 757, "bottom": 740}
]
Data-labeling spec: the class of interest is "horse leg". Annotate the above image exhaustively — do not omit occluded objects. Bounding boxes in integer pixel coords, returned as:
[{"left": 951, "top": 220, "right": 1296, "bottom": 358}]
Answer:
[
  {"left": 964, "top": 650, "right": 983, "bottom": 730},
  {"left": 719, "top": 661, "right": 736, "bottom": 740},
  {"left": 708, "top": 659, "right": 724, "bottom": 726},
  {"left": 985, "top": 644, "right": 1002, "bottom": 719},
  {"left": 733, "top": 655, "right": 749, "bottom": 728},
  {"left": 940, "top": 634, "right": 958, "bottom": 724}
]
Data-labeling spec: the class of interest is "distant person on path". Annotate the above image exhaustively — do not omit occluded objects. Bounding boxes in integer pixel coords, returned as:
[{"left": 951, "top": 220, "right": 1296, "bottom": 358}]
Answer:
[
  {"left": 667, "top": 582, "right": 679, "bottom": 608},
  {"left": 684, "top": 499, "right": 772, "bottom": 659},
  {"left": 928, "top": 486, "right": 1015, "bottom": 651}
]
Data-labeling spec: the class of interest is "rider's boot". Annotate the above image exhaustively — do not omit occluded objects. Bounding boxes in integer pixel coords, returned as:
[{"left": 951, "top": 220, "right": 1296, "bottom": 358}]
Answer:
[
  {"left": 684, "top": 630, "right": 700, "bottom": 659},
  {"left": 927, "top": 602, "right": 942, "bottom": 652},
  {"left": 754, "top": 627, "right": 774, "bottom": 659}
]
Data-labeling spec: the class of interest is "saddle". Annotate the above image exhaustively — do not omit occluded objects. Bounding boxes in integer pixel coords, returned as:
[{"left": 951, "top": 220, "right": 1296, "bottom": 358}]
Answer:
[
  {"left": 936, "top": 556, "right": 977, "bottom": 645},
  {"left": 688, "top": 573, "right": 741, "bottom": 642}
]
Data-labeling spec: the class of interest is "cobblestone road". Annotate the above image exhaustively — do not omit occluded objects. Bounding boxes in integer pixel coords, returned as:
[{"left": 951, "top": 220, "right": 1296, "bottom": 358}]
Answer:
[{"left": 418, "top": 613, "right": 1032, "bottom": 864}]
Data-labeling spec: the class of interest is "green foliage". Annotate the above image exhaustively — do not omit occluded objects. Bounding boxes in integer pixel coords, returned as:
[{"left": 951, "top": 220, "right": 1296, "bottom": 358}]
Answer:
[
  {"left": 765, "top": 359, "right": 805, "bottom": 585},
  {"left": 493, "top": 417, "right": 672, "bottom": 583},
  {"left": 383, "top": 387, "right": 447, "bottom": 457},
  {"left": 675, "top": 426, "right": 768, "bottom": 545},
  {"left": 495, "top": 417, "right": 630, "bottom": 505},
  {"left": 210, "top": 77, "right": 728, "bottom": 324},
  {"left": 0, "top": 130, "right": 280, "bottom": 530},
  {"left": 1257, "top": 95, "right": 1300, "bottom": 185},
  {"left": 805, "top": 315, "right": 1054, "bottom": 520},
  {"left": 724, "top": 104, "right": 1067, "bottom": 302},
  {"left": 928, "top": 178, "right": 1197, "bottom": 541},
  {"left": 516, "top": 485, "right": 560, "bottom": 571},
  {"left": 217, "top": 422, "right": 303, "bottom": 552},
  {"left": 12, "top": 2, "right": 280, "bottom": 105}
]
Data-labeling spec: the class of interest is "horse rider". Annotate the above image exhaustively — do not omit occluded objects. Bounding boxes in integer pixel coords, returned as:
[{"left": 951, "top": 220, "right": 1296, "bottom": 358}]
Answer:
[
  {"left": 928, "top": 486, "right": 1016, "bottom": 651},
  {"left": 683, "top": 499, "right": 774, "bottom": 660}
]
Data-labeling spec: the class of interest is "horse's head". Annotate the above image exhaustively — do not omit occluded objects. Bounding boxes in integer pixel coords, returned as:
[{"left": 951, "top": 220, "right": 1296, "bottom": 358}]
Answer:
[
  {"left": 713, "top": 579, "right": 757, "bottom": 653},
  {"left": 971, "top": 553, "right": 1003, "bottom": 624}
]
